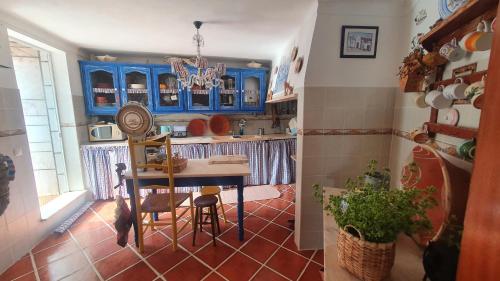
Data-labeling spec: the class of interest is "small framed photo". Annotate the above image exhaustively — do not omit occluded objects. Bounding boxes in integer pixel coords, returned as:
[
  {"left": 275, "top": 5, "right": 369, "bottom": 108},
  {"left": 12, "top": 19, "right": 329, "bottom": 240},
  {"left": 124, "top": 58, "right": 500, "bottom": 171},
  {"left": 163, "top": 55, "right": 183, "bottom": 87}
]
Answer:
[{"left": 340, "top": 25, "right": 379, "bottom": 58}]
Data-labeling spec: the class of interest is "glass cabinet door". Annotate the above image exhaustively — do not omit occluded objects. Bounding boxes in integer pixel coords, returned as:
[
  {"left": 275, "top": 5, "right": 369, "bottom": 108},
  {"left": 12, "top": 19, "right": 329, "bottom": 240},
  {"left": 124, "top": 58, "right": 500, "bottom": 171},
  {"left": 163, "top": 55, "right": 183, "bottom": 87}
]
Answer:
[
  {"left": 83, "top": 65, "right": 120, "bottom": 115},
  {"left": 215, "top": 70, "right": 240, "bottom": 111},
  {"left": 241, "top": 70, "right": 265, "bottom": 111},
  {"left": 186, "top": 68, "right": 214, "bottom": 111},
  {"left": 119, "top": 66, "right": 152, "bottom": 110},
  {"left": 152, "top": 67, "right": 183, "bottom": 112}
]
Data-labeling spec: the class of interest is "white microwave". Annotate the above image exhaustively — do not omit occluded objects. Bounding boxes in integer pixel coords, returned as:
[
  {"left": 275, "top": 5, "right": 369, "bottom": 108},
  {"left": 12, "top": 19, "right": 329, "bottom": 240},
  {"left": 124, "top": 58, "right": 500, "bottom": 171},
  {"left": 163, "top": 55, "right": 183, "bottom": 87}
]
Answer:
[{"left": 88, "top": 123, "right": 126, "bottom": 142}]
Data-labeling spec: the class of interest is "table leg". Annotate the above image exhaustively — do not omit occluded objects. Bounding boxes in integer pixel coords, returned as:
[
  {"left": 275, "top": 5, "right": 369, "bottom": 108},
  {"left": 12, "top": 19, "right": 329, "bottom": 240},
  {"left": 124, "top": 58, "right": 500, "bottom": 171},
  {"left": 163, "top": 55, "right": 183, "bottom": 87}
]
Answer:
[
  {"left": 237, "top": 178, "right": 244, "bottom": 241},
  {"left": 126, "top": 179, "right": 139, "bottom": 247},
  {"left": 152, "top": 189, "right": 159, "bottom": 221}
]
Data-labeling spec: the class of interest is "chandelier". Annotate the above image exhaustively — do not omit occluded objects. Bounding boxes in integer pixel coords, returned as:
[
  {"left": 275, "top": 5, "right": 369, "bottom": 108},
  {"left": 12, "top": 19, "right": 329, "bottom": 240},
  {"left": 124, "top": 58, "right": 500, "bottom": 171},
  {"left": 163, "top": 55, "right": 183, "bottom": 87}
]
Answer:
[{"left": 170, "top": 21, "right": 226, "bottom": 92}]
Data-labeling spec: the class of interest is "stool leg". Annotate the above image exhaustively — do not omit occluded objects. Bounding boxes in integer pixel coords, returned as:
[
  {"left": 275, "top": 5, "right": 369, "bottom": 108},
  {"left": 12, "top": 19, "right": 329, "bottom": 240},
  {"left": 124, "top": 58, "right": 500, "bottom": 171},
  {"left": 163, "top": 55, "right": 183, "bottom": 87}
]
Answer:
[
  {"left": 193, "top": 207, "right": 199, "bottom": 246},
  {"left": 217, "top": 193, "right": 228, "bottom": 223},
  {"left": 210, "top": 205, "right": 217, "bottom": 246},
  {"left": 149, "top": 213, "right": 155, "bottom": 231},
  {"left": 199, "top": 206, "right": 204, "bottom": 233},
  {"left": 213, "top": 204, "right": 221, "bottom": 235}
]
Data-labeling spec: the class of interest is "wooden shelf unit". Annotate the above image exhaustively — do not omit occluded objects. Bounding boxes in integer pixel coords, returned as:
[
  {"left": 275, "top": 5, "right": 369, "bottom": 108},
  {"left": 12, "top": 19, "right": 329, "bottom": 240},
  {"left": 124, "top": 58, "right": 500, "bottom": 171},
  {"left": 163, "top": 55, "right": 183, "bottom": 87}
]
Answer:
[
  {"left": 265, "top": 93, "right": 298, "bottom": 104},
  {"left": 431, "top": 70, "right": 488, "bottom": 90},
  {"left": 420, "top": 0, "right": 498, "bottom": 51},
  {"left": 425, "top": 122, "right": 478, "bottom": 139}
]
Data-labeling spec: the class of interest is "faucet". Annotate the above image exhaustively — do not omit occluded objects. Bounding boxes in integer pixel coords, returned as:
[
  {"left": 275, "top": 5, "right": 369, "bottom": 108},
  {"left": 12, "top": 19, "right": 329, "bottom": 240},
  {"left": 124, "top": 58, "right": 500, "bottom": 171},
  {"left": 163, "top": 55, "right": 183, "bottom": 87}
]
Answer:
[{"left": 238, "top": 119, "right": 247, "bottom": 135}]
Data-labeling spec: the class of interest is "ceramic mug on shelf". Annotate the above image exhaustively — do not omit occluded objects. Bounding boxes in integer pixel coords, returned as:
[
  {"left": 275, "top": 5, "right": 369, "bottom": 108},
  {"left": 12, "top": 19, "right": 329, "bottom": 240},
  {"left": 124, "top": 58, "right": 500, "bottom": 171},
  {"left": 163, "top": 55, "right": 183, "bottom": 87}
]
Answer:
[
  {"left": 457, "top": 139, "right": 476, "bottom": 160},
  {"left": 425, "top": 85, "right": 453, "bottom": 109},
  {"left": 471, "top": 93, "right": 484, "bottom": 109},
  {"left": 460, "top": 20, "right": 493, "bottom": 52},
  {"left": 465, "top": 75, "right": 486, "bottom": 99},
  {"left": 414, "top": 92, "right": 429, "bottom": 108},
  {"left": 439, "top": 38, "right": 465, "bottom": 62},
  {"left": 443, "top": 78, "right": 468, "bottom": 100}
]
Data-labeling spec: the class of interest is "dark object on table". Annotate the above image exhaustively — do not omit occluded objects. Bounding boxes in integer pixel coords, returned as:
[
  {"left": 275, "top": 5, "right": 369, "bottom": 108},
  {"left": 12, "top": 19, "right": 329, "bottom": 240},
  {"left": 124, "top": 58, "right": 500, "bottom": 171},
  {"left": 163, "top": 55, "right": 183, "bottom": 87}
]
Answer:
[
  {"left": 422, "top": 240, "right": 459, "bottom": 281},
  {"left": 193, "top": 195, "right": 220, "bottom": 246},
  {"left": 114, "top": 163, "right": 127, "bottom": 189}
]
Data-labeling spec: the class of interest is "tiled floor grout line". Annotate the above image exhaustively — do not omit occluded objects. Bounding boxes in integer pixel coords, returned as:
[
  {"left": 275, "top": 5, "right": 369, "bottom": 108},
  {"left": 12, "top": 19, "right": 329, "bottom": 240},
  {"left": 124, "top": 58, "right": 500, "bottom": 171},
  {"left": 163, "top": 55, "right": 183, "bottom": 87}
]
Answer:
[
  {"left": 296, "top": 249, "right": 318, "bottom": 280},
  {"left": 89, "top": 207, "right": 168, "bottom": 281},
  {"left": 29, "top": 251, "right": 41, "bottom": 281},
  {"left": 67, "top": 230, "right": 105, "bottom": 281}
]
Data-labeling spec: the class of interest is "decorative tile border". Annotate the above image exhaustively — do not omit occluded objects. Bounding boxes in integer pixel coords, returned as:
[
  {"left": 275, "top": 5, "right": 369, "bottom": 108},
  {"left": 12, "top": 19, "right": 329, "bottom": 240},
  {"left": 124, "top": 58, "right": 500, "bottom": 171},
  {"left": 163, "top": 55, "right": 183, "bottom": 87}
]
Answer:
[
  {"left": 297, "top": 128, "right": 393, "bottom": 136},
  {"left": 0, "top": 129, "right": 26, "bottom": 138}
]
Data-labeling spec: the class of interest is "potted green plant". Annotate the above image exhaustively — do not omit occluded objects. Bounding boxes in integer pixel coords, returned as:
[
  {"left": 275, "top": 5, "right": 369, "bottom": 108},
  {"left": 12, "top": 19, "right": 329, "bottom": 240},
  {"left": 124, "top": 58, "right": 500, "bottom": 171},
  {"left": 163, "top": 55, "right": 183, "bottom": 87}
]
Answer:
[
  {"left": 313, "top": 160, "right": 436, "bottom": 281},
  {"left": 363, "top": 160, "right": 391, "bottom": 189}
]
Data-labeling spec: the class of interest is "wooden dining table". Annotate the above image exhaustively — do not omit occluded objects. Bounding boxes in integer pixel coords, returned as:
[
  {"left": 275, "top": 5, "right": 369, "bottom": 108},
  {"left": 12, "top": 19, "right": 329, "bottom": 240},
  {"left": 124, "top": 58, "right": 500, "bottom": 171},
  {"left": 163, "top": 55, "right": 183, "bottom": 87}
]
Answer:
[{"left": 125, "top": 159, "right": 251, "bottom": 246}]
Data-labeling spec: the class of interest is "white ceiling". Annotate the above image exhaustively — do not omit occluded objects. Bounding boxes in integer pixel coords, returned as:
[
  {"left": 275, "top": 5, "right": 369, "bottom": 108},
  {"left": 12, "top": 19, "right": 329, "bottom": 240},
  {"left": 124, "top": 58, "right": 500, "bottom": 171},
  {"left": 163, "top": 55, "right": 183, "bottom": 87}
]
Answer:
[{"left": 0, "top": 0, "right": 316, "bottom": 60}]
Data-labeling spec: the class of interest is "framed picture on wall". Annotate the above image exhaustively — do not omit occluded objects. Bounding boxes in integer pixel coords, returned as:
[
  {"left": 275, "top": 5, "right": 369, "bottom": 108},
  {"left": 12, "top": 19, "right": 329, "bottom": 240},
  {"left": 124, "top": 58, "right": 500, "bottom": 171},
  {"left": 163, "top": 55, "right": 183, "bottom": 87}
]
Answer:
[{"left": 340, "top": 25, "right": 379, "bottom": 58}]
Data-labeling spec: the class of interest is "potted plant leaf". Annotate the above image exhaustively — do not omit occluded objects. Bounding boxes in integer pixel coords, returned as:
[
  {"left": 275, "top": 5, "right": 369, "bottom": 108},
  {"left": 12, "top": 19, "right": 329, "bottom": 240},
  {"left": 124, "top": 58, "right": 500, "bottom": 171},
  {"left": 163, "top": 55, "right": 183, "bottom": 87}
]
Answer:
[
  {"left": 363, "top": 160, "right": 390, "bottom": 189},
  {"left": 313, "top": 160, "right": 436, "bottom": 281}
]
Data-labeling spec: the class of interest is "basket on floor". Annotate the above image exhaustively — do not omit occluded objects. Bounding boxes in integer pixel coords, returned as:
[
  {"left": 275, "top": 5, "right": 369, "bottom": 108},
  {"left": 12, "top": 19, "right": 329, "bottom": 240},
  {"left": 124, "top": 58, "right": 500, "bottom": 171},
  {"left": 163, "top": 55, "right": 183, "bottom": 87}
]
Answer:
[{"left": 337, "top": 225, "right": 396, "bottom": 281}]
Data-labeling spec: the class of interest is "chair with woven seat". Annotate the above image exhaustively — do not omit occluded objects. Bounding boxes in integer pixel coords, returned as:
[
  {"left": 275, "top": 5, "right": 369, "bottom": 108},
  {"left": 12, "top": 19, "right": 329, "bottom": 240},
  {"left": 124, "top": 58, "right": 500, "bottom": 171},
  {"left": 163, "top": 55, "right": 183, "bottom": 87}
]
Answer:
[
  {"left": 128, "top": 135, "right": 194, "bottom": 252},
  {"left": 200, "top": 186, "right": 228, "bottom": 223}
]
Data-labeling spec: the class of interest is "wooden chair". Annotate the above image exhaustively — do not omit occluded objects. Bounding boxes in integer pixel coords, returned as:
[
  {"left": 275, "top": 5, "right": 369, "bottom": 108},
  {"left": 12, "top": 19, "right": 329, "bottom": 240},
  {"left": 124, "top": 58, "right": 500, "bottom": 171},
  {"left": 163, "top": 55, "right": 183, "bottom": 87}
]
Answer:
[
  {"left": 128, "top": 135, "right": 194, "bottom": 252},
  {"left": 200, "top": 186, "right": 228, "bottom": 223}
]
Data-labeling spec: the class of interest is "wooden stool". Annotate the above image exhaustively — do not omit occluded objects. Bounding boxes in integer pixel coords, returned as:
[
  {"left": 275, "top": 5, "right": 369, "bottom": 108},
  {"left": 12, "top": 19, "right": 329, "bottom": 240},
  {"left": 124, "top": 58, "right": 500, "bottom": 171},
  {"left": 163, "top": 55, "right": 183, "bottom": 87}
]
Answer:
[
  {"left": 193, "top": 195, "right": 220, "bottom": 246},
  {"left": 201, "top": 186, "right": 228, "bottom": 223}
]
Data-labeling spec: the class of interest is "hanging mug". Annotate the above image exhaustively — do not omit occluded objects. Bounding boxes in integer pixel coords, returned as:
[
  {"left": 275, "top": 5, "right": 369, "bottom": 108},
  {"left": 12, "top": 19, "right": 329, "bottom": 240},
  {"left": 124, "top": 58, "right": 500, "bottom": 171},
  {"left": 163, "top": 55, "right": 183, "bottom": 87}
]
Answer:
[
  {"left": 425, "top": 85, "right": 452, "bottom": 109},
  {"left": 457, "top": 139, "right": 476, "bottom": 160},
  {"left": 443, "top": 78, "right": 468, "bottom": 100},
  {"left": 465, "top": 75, "right": 486, "bottom": 99},
  {"left": 439, "top": 38, "right": 465, "bottom": 62},
  {"left": 460, "top": 20, "right": 493, "bottom": 52}
]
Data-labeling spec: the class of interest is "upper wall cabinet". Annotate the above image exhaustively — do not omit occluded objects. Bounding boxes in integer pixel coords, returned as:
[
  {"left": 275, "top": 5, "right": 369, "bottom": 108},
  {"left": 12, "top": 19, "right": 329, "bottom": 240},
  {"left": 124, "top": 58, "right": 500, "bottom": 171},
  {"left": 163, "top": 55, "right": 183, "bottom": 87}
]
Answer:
[
  {"left": 81, "top": 63, "right": 120, "bottom": 115},
  {"left": 215, "top": 69, "right": 240, "bottom": 111},
  {"left": 119, "top": 65, "right": 153, "bottom": 111},
  {"left": 241, "top": 70, "right": 266, "bottom": 111},
  {"left": 152, "top": 66, "right": 184, "bottom": 113},
  {"left": 79, "top": 61, "right": 267, "bottom": 115}
]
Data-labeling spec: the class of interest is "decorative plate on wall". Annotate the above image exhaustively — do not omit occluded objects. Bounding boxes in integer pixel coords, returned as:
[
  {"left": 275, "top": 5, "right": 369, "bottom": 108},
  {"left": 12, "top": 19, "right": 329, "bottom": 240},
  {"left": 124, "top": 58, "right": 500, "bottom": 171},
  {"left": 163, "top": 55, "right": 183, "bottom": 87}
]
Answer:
[
  {"left": 444, "top": 109, "right": 460, "bottom": 126},
  {"left": 209, "top": 115, "right": 231, "bottom": 136},
  {"left": 290, "top": 46, "right": 298, "bottom": 61},
  {"left": 115, "top": 102, "right": 153, "bottom": 136},
  {"left": 294, "top": 57, "right": 304, "bottom": 73},
  {"left": 187, "top": 119, "right": 207, "bottom": 136}
]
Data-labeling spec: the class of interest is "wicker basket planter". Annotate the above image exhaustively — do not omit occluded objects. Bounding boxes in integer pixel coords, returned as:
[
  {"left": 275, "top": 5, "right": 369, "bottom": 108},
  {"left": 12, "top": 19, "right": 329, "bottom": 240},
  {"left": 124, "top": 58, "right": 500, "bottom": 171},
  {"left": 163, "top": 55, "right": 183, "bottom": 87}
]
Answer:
[{"left": 337, "top": 225, "right": 396, "bottom": 281}]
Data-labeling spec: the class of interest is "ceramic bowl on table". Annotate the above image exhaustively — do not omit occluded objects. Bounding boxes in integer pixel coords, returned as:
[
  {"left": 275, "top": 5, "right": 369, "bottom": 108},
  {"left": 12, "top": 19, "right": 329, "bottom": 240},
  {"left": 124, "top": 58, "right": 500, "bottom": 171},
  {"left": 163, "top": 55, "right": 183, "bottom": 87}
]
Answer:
[
  {"left": 425, "top": 86, "right": 453, "bottom": 109},
  {"left": 443, "top": 78, "right": 468, "bottom": 100}
]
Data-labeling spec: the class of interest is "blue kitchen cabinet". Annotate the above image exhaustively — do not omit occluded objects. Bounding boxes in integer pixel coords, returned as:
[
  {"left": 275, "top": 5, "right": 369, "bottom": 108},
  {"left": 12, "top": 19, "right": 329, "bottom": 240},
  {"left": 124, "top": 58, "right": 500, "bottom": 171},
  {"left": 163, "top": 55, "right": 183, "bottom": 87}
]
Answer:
[
  {"left": 214, "top": 69, "right": 241, "bottom": 111},
  {"left": 185, "top": 67, "right": 215, "bottom": 112},
  {"left": 118, "top": 65, "right": 153, "bottom": 111},
  {"left": 240, "top": 69, "right": 266, "bottom": 112},
  {"left": 80, "top": 63, "right": 121, "bottom": 116},
  {"left": 152, "top": 66, "right": 184, "bottom": 113}
]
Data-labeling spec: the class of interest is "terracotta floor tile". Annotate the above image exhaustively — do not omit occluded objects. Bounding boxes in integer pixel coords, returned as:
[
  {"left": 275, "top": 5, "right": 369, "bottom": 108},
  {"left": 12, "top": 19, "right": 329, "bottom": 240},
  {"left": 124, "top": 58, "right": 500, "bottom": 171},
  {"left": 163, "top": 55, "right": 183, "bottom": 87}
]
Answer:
[
  {"left": 258, "top": 223, "right": 291, "bottom": 245},
  {"left": 84, "top": 237, "right": 124, "bottom": 262},
  {"left": 203, "top": 272, "right": 226, "bottom": 281},
  {"left": 109, "top": 262, "right": 157, "bottom": 281},
  {"left": 146, "top": 246, "right": 189, "bottom": 274},
  {"left": 163, "top": 257, "right": 211, "bottom": 281},
  {"left": 160, "top": 223, "right": 192, "bottom": 241},
  {"left": 265, "top": 199, "right": 291, "bottom": 211},
  {"left": 252, "top": 267, "right": 288, "bottom": 281},
  {"left": 69, "top": 215, "right": 107, "bottom": 235},
  {"left": 240, "top": 236, "right": 279, "bottom": 263},
  {"left": 194, "top": 242, "right": 234, "bottom": 268},
  {"left": 38, "top": 251, "right": 90, "bottom": 281},
  {"left": 32, "top": 232, "right": 71, "bottom": 253},
  {"left": 312, "top": 250, "right": 324, "bottom": 265},
  {"left": 243, "top": 215, "right": 269, "bottom": 234},
  {"left": 272, "top": 212, "right": 294, "bottom": 228},
  {"left": 60, "top": 266, "right": 100, "bottom": 281},
  {"left": 34, "top": 239, "right": 81, "bottom": 268},
  {"left": 94, "top": 248, "right": 140, "bottom": 279},
  {"left": 217, "top": 253, "right": 261, "bottom": 281},
  {"left": 282, "top": 235, "right": 315, "bottom": 259},
  {"left": 0, "top": 255, "right": 33, "bottom": 280},
  {"left": 72, "top": 225, "right": 115, "bottom": 248},
  {"left": 252, "top": 206, "right": 281, "bottom": 221},
  {"left": 140, "top": 232, "right": 171, "bottom": 257},
  {"left": 217, "top": 226, "right": 254, "bottom": 249},
  {"left": 284, "top": 204, "right": 295, "bottom": 215},
  {"left": 280, "top": 190, "right": 295, "bottom": 203},
  {"left": 244, "top": 201, "right": 263, "bottom": 213},
  {"left": 266, "top": 248, "right": 308, "bottom": 280},
  {"left": 299, "top": 261, "right": 323, "bottom": 281},
  {"left": 179, "top": 231, "right": 213, "bottom": 252},
  {"left": 11, "top": 272, "right": 36, "bottom": 281},
  {"left": 224, "top": 207, "right": 250, "bottom": 223}
]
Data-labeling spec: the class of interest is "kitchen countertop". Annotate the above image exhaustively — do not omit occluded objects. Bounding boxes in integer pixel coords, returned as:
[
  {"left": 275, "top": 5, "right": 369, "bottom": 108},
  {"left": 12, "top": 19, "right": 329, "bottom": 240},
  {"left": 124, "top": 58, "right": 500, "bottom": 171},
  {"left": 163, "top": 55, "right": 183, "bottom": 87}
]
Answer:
[
  {"left": 81, "top": 134, "right": 296, "bottom": 147},
  {"left": 323, "top": 187, "right": 425, "bottom": 281}
]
